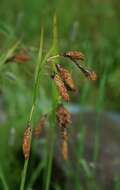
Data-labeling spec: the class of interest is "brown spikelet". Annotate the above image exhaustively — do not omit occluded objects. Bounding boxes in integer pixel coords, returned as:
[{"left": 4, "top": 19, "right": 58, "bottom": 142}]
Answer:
[
  {"left": 56, "top": 64, "right": 75, "bottom": 91},
  {"left": 22, "top": 127, "right": 31, "bottom": 160},
  {"left": 61, "top": 128, "right": 68, "bottom": 160},
  {"left": 6, "top": 53, "right": 30, "bottom": 64},
  {"left": 61, "top": 51, "right": 85, "bottom": 61},
  {"left": 87, "top": 70, "right": 97, "bottom": 81},
  {"left": 71, "top": 59, "right": 97, "bottom": 81},
  {"left": 56, "top": 105, "right": 71, "bottom": 160},
  {"left": 79, "top": 67, "right": 97, "bottom": 81},
  {"left": 34, "top": 115, "right": 46, "bottom": 139},
  {"left": 14, "top": 53, "right": 30, "bottom": 63},
  {"left": 61, "top": 139, "right": 68, "bottom": 160},
  {"left": 52, "top": 74, "right": 70, "bottom": 101},
  {"left": 56, "top": 104, "right": 71, "bottom": 128}
]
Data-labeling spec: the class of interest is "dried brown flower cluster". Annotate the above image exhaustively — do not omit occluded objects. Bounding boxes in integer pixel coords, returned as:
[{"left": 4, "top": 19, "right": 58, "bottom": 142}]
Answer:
[
  {"left": 56, "top": 104, "right": 71, "bottom": 160},
  {"left": 22, "top": 50, "right": 97, "bottom": 161},
  {"left": 22, "top": 115, "right": 46, "bottom": 159},
  {"left": 87, "top": 70, "right": 97, "bottom": 81},
  {"left": 51, "top": 73, "right": 70, "bottom": 101},
  {"left": 22, "top": 126, "right": 31, "bottom": 160},
  {"left": 61, "top": 51, "right": 85, "bottom": 61},
  {"left": 56, "top": 104, "right": 71, "bottom": 128},
  {"left": 62, "top": 51, "right": 97, "bottom": 81},
  {"left": 51, "top": 51, "right": 97, "bottom": 102},
  {"left": 6, "top": 51, "right": 30, "bottom": 64},
  {"left": 56, "top": 64, "right": 75, "bottom": 91}
]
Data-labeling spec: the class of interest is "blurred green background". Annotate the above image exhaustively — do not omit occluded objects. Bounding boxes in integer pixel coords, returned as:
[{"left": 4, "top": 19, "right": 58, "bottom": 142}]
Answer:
[{"left": 0, "top": 0, "right": 120, "bottom": 190}]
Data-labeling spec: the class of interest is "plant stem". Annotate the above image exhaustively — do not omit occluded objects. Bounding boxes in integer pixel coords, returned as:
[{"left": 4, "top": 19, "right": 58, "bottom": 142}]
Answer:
[
  {"left": 45, "top": 132, "right": 55, "bottom": 190},
  {"left": 47, "top": 54, "right": 60, "bottom": 62},
  {"left": 28, "top": 162, "right": 44, "bottom": 188},
  {"left": 20, "top": 160, "right": 28, "bottom": 190},
  {"left": 0, "top": 167, "right": 9, "bottom": 190},
  {"left": 19, "top": 27, "right": 44, "bottom": 190}
]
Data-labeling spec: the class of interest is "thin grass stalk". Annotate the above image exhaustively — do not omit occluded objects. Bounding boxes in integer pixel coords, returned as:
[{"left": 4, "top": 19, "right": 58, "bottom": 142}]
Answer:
[
  {"left": 19, "top": 27, "right": 44, "bottom": 190},
  {"left": 27, "top": 162, "right": 45, "bottom": 188},
  {"left": 45, "top": 114, "right": 56, "bottom": 190},
  {"left": 0, "top": 40, "right": 21, "bottom": 69},
  {"left": 44, "top": 14, "right": 58, "bottom": 190},
  {"left": 0, "top": 166, "right": 9, "bottom": 190}
]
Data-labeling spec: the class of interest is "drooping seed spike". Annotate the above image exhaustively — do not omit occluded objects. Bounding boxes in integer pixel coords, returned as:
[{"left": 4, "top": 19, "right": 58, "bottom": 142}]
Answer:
[
  {"left": 56, "top": 105, "right": 71, "bottom": 160},
  {"left": 56, "top": 104, "right": 71, "bottom": 129},
  {"left": 61, "top": 140, "right": 68, "bottom": 160},
  {"left": 22, "top": 126, "right": 31, "bottom": 160},
  {"left": 6, "top": 53, "right": 30, "bottom": 64},
  {"left": 56, "top": 64, "right": 75, "bottom": 91},
  {"left": 87, "top": 70, "right": 97, "bottom": 81},
  {"left": 52, "top": 74, "right": 70, "bottom": 101},
  {"left": 61, "top": 51, "right": 85, "bottom": 61},
  {"left": 70, "top": 59, "right": 97, "bottom": 81},
  {"left": 14, "top": 53, "right": 30, "bottom": 63}
]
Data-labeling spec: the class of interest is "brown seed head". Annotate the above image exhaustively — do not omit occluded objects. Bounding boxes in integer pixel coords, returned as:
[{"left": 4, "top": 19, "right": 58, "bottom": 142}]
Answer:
[
  {"left": 52, "top": 74, "right": 70, "bottom": 101},
  {"left": 22, "top": 127, "right": 31, "bottom": 160},
  {"left": 56, "top": 64, "right": 75, "bottom": 91},
  {"left": 87, "top": 70, "right": 97, "bottom": 81},
  {"left": 61, "top": 51, "right": 85, "bottom": 61},
  {"left": 14, "top": 53, "right": 30, "bottom": 63},
  {"left": 56, "top": 104, "right": 71, "bottom": 129},
  {"left": 61, "top": 128, "right": 68, "bottom": 142},
  {"left": 75, "top": 63, "right": 97, "bottom": 81},
  {"left": 6, "top": 53, "right": 30, "bottom": 64},
  {"left": 34, "top": 115, "right": 46, "bottom": 139},
  {"left": 61, "top": 140, "right": 68, "bottom": 160}
]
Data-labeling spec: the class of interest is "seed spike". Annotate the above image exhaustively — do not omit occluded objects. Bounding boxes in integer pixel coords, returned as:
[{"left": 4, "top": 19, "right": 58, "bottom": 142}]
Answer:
[
  {"left": 61, "top": 51, "right": 85, "bottom": 61},
  {"left": 71, "top": 59, "right": 97, "bottom": 81},
  {"left": 56, "top": 105, "right": 71, "bottom": 160},
  {"left": 52, "top": 74, "right": 70, "bottom": 101},
  {"left": 22, "top": 126, "right": 31, "bottom": 160},
  {"left": 56, "top": 104, "right": 71, "bottom": 128},
  {"left": 6, "top": 53, "right": 30, "bottom": 64},
  {"left": 62, "top": 139, "right": 68, "bottom": 160},
  {"left": 56, "top": 64, "right": 75, "bottom": 91}
]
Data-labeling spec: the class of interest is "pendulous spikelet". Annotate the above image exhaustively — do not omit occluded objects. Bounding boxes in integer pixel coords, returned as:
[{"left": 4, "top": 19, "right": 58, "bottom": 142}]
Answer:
[
  {"left": 52, "top": 74, "right": 70, "bottom": 101},
  {"left": 61, "top": 127, "right": 69, "bottom": 160},
  {"left": 56, "top": 104, "right": 71, "bottom": 128},
  {"left": 71, "top": 59, "right": 97, "bottom": 81},
  {"left": 13, "top": 53, "right": 30, "bottom": 63},
  {"left": 22, "top": 126, "right": 31, "bottom": 160},
  {"left": 61, "top": 51, "right": 85, "bottom": 61},
  {"left": 56, "top": 64, "right": 75, "bottom": 91},
  {"left": 6, "top": 53, "right": 30, "bottom": 64},
  {"left": 78, "top": 66, "right": 97, "bottom": 81},
  {"left": 87, "top": 70, "right": 97, "bottom": 81},
  {"left": 61, "top": 138, "right": 68, "bottom": 160},
  {"left": 56, "top": 105, "right": 71, "bottom": 160},
  {"left": 34, "top": 115, "right": 46, "bottom": 139}
]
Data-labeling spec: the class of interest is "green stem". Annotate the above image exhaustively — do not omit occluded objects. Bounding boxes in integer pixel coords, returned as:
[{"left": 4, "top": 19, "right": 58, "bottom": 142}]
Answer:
[
  {"left": 19, "top": 27, "right": 44, "bottom": 190},
  {"left": 20, "top": 160, "right": 28, "bottom": 190},
  {"left": 0, "top": 167, "right": 9, "bottom": 190},
  {"left": 47, "top": 54, "right": 60, "bottom": 62},
  {"left": 28, "top": 162, "right": 44, "bottom": 188},
  {"left": 45, "top": 140, "right": 55, "bottom": 190}
]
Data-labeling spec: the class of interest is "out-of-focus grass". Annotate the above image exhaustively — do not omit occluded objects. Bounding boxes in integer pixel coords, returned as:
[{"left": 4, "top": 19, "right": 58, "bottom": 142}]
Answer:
[{"left": 0, "top": 0, "right": 120, "bottom": 190}]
